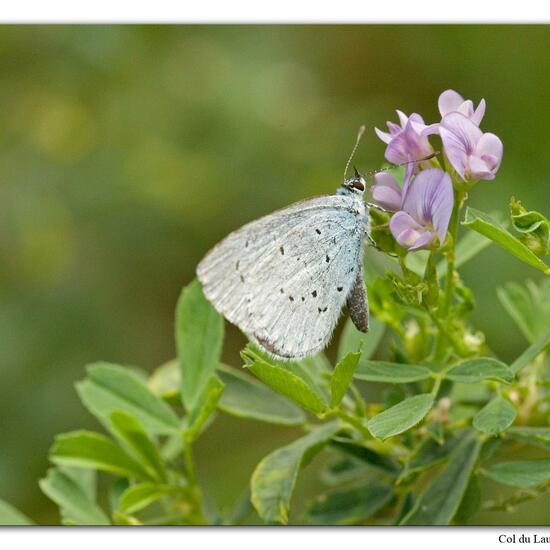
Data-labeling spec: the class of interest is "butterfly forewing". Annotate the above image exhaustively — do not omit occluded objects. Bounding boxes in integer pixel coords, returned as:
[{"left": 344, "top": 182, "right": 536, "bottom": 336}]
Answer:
[{"left": 197, "top": 194, "right": 365, "bottom": 360}]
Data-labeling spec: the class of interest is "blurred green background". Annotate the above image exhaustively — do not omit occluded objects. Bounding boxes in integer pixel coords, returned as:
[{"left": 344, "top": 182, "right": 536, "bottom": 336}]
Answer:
[{"left": 1, "top": 25, "right": 550, "bottom": 525}]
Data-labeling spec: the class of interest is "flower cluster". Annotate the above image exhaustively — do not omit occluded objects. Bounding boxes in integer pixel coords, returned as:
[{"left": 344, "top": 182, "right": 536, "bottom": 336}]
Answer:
[{"left": 373, "top": 89, "right": 503, "bottom": 251}]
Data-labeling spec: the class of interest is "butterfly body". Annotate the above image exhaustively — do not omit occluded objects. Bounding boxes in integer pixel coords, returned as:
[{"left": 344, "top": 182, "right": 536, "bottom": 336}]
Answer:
[{"left": 197, "top": 175, "right": 370, "bottom": 361}]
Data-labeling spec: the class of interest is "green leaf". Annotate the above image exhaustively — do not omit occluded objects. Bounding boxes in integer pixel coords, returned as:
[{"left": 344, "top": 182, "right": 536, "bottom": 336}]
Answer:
[
  {"left": 110, "top": 411, "right": 167, "bottom": 482},
  {"left": 355, "top": 360, "right": 432, "bottom": 383},
  {"left": 330, "top": 351, "right": 360, "bottom": 407},
  {"left": 399, "top": 430, "right": 467, "bottom": 482},
  {"left": 462, "top": 207, "right": 550, "bottom": 274},
  {"left": 177, "top": 279, "right": 224, "bottom": 411},
  {"left": 337, "top": 315, "right": 385, "bottom": 364},
  {"left": 473, "top": 396, "right": 516, "bottom": 436},
  {"left": 185, "top": 375, "right": 224, "bottom": 442},
  {"left": 119, "top": 483, "right": 178, "bottom": 515},
  {"left": 510, "top": 196, "right": 550, "bottom": 257},
  {"left": 306, "top": 481, "right": 393, "bottom": 525},
  {"left": 40, "top": 468, "right": 110, "bottom": 525},
  {"left": 242, "top": 348, "right": 328, "bottom": 416},
  {"left": 76, "top": 362, "right": 180, "bottom": 435},
  {"left": 148, "top": 359, "right": 181, "bottom": 402},
  {"left": 484, "top": 460, "right": 550, "bottom": 488},
  {"left": 454, "top": 474, "right": 481, "bottom": 524},
  {"left": 511, "top": 325, "right": 550, "bottom": 375},
  {"left": 251, "top": 422, "right": 340, "bottom": 523},
  {"left": 506, "top": 427, "right": 550, "bottom": 450},
  {"left": 50, "top": 431, "right": 153, "bottom": 481},
  {"left": 329, "top": 438, "right": 400, "bottom": 474},
  {"left": 0, "top": 499, "right": 34, "bottom": 525},
  {"left": 445, "top": 357, "right": 513, "bottom": 384},
  {"left": 217, "top": 364, "right": 305, "bottom": 426},
  {"left": 59, "top": 466, "right": 96, "bottom": 502},
  {"left": 400, "top": 433, "right": 482, "bottom": 525},
  {"left": 497, "top": 283, "right": 539, "bottom": 343},
  {"left": 367, "top": 394, "right": 434, "bottom": 440}
]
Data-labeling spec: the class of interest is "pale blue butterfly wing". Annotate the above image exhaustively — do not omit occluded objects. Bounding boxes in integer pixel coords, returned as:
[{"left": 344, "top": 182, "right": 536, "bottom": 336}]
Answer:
[{"left": 197, "top": 194, "right": 367, "bottom": 360}]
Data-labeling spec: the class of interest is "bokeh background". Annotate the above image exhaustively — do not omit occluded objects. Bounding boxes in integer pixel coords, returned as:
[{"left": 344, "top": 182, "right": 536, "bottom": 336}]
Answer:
[{"left": 1, "top": 25, "right": 550, "bottom": 525}]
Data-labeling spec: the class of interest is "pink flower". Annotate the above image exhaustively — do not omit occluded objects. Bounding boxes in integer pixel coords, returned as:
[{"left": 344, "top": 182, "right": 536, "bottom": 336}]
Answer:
[
  {"left": 371, "top": 163, "right": 414, "bottom": 211},
  {"left": 389, "top": 169, "right": 454, "bottom": 251},
  {"left": 438, "top": 89, "right": 486, "bottom": 126},
  {"left": 439, "top": 112, "right": 503, "bottom": 182},
  {"left": 375, "top": 111, "right": 438, "bottom": 165}
]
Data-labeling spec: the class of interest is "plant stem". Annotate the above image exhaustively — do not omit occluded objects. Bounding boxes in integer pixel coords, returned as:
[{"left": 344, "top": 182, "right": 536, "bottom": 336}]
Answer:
[
  {"left": 442, "top": 188, "right": 465, "bottom": 317},
  {"left": 435, "top": 188, "right": 465, "bottom": 359}
]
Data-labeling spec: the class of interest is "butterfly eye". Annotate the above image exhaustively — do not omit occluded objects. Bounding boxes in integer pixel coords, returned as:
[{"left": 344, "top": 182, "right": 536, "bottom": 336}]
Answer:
[{"left": 352, "top": 180, "right": 365, "bottom": 191}]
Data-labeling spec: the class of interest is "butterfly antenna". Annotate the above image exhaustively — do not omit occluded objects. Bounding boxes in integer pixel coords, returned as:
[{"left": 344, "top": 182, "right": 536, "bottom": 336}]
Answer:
[
  {"left": 343, "top": 125, "right": 366, "bottom": 181},
  {"left": 362, "top": 151, "right": 440, "bottom": 183}
]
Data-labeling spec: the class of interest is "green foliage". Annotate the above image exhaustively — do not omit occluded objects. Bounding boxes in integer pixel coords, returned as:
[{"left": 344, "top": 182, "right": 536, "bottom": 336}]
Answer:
[
  {"left": 484, "top": 460, "right": 550, "bottom": 488},
  {"left": 510, "top": 197, "right": 550, "bottom": 257},
  {"left": 250, "top": 422, "right": 340, "bottom": 524},
  {"left": 445, "top": 358, "right": 514, "bottom": 384},
  {"left": 305, "top": 480, "right": 393, "bottom": 525},
  {"left": 355, "top": 360, "right": 432, "bottom": 383},
  {"left": 16, "top": 159, "right": 550, "bottom": 526},
  {"left": 176, "top": 279, "right": 224, "bottom": 411},
  {"left": 400, "top": 434, "right": 482, "bottom": 525},
  {"left": 39, "top": 468, "right": 110, "bottom": 525},
  {"left": 463, "top": 207, "right": 550, "bottom": 274},
  {"left": 242, "top": 347, "right": 329, "bottom": 416},
  {"left": 217, "top": 365, "right": 306, "bottom": 426},
  {"left": 330, "top": 351, "right": 360, "bottom": 407},
  {"left": 498, "top": 279, "right": 550, "bottom": 343},
  {"left": 0, "top": 499, "right": 34, "bottom": 525},
  {"left": 472, "top": 397, "right": 516, "bottom": 436},
  {"left": 367, "top": 394, "right": 435, "bottom": 440},
  {"left": 76, "top": 363, "right": 180, "bottom": 435},
  {"left": 50, "top": 431, "right": 154, "bottom": 481}
]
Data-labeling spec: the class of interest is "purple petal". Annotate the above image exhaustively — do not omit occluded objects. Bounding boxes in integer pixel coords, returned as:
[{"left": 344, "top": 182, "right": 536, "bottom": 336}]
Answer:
[
  {"left": 408, "top": 230, "right": 436, "bottom": 251},
  {"left": 372, "top": 172, "right": 403, "bottom": 210},
  {"left": 430, "top": 173, "right": 454, "bottom": 242},
  {"left": 384, "top": 135, "right": 409, "bottom": 165},
  {"left": 390, "top": 211, "right": 426, "bottom": 248},
  {"left": 401, "top": 169, "right": 453, "bottom": 245},
  {"left": 472, "top": 98, "right": 486, "bottom": 126},
  {"left": 468, "top": 155, "right": 496, "bottom": 180},
  {"left": 375, "top": 127, "right": 392, "bottom": 144},
  {"left": 439, "top": 126, "right": 467, "bottom": 180},
  {"left": 441, "top": 112, "right": 482, "bottom": 155},
  {"left": 401, "top": 160, "right": 415, "bottom": 200},
  {"left": 438, "top": 90, "right": 464, "bottom": 117},
  {"left": 396, "top": 110, "right": 408, "bottom": 127},
  {"left": 387, "top": 121, "right": 402, "bottom": 135},
  {"left": 475, "top": 132, "right": 503, "bottom": 169}
]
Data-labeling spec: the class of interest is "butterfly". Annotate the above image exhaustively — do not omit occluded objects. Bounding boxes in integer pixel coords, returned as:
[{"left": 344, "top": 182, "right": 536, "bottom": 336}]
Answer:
[{"left": 197, "top": 128, "right": 374, "bottom": 361}]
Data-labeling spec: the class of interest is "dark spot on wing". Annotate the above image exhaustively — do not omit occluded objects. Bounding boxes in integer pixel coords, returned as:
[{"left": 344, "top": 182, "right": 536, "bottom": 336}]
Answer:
[
  {"left": 280, "top": 288, "right": 284, "bottom": 294},
  {"left": 289, "top": 296, "right": 294, "bottom": 302},
  {"left": 312, "top": 290, "right": 317, "bottom": 298},
  {"left": 301, "top": 296, "right": 305, "bottom": 301},
  {"left": 337, "top": 286, "right": 343, "bottom": 292},
  {"left": 235, "top": 260, "right": 240, "bottom": 270},
  {"left": 326, "top": 255, "right": 330, "bottom": 263},
  {"left": 297, "top": 257, "right": 301, "bottom": 261},
  {"left": 318, "top": 306, "right": 328, "bottom": 313},
  {"left": 316, "top": 228, "right": 321, "bottom": 235},
  {"left": 280, "top": 246, "right": 285, "bottom": 255},
  {"left": 240, "top": 275, "right": 245, "bottom": 283},
  {"left": 245, "top": 240, "right": 249, "bottom": 248}
]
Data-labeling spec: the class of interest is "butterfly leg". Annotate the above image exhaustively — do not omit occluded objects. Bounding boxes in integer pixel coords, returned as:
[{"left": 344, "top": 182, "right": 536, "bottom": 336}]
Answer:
[{"left": 346, "top": 262, "right": 369, "bottom": 333}]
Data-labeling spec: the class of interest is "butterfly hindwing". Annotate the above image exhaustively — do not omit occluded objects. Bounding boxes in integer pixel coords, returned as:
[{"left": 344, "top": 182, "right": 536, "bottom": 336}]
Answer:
[{"left": 197, "top": 194, "right": 366, "bottom": 360}]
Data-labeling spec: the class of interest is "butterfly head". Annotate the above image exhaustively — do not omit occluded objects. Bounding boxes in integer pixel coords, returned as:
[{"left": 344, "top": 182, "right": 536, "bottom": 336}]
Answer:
[{"left": 341, "top": 167, "right": 366, "bottom": 196}]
